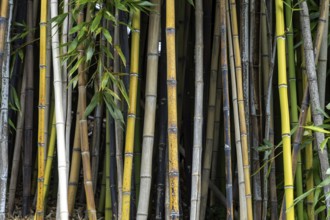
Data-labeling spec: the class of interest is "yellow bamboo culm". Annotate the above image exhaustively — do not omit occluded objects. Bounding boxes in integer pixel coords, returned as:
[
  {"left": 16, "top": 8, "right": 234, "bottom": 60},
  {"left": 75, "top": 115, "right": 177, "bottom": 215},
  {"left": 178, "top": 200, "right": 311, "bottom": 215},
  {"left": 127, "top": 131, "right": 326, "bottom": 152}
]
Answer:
[
  {"left": 166, "top": 0, "right": 180, "bottom": 218},
  {"left": 36, "top": 0, "right": 47, "bottom": 217},
  {"left": 121, "top": 9, "right": 140, "bottom": 220},
  {"left": 275, "top": 0, "right": 294, "bottom": 219}
]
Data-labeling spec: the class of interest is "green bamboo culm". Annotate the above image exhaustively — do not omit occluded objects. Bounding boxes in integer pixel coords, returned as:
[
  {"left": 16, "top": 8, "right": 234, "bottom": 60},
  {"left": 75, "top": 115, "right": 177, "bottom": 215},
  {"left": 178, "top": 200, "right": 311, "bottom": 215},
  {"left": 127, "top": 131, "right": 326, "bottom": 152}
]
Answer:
[{"left": 285, "top": 0, "right": 303, "bottom": 219}]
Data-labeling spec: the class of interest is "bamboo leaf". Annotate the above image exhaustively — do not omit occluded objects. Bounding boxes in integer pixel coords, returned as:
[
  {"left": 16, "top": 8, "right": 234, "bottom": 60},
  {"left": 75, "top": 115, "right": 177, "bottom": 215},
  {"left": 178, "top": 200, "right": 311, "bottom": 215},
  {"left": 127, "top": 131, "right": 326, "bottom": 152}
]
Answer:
[
  {"left": 102, "top": 28, "right": 113, "bottom": 45},
  {"left": 84, "top": 92, "right": 102, "bottom": 118},
  {"left": 326, "top": 102, "right": 330, "bottom": 110},
  {"left": 317, "top": 107, "right": 330, "bottom": 119},
  {"left": 91, "top": 11, "right": 103, "bottom": 32},
  {"left": 68, "top": 39, "right": 78, "bottom": 54},
  {"left": 115, "top": 45, "right": 126, "bottom": 67},
  {"left": 69, "top": 22, "right": 85, "bottom": 35},
  {"left": 320, "top": 137, "right": 329, "bottom": 151},
  {"left": 304, "top": 125, "right": 330, "bottom": 134},
  {"left": 86, "top": 44, "right": 95, "bottom": 62}
]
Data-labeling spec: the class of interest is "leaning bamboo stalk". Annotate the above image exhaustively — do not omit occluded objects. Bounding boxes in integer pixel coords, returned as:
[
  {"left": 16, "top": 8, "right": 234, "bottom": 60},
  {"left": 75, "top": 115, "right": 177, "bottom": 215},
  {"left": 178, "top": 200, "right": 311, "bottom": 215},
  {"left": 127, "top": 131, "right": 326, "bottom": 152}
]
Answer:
[
  {"left": 220, "top": 0, "right": 233, "bottom": 217},
  {"left": 275, "top": 0, "right": 295, "bottom": 218},
  {"left": 199, "top": 1, "right": 220, "bottom": 218},
  {"left": 50, "top": 0, "right": 69, "bottom": 217},
  {"left": 35, "top": 0, "right": 48, "bottom": 216},
  {"left": 226, "top": 3, "right": 247, "bottom": 218},
  {"left": 166, "top": 0, "right": 180, "bottom": 218},
  {"left": 228, "top": 0, "right": 253, "bottom": 218},
  {"left": 189, "top": 0, "right": 203, "bottom": 218},
  {"left": 8, "top": 69, "right": 26, "bottom": 215},
  {"left": 0, "top": 0, "right": 12, "bottom": 218},
  {"left": 136, "top": 0, "right": 160, "bottom": 218},
  {"left": 121, "top": 8, "right": 141, "bottom": 220},
  {"left": 113, "top": 8, "right": 123, "bottom": 219},
  {"left": 299, "top": 1, "right": 330, "bottom": 212}
]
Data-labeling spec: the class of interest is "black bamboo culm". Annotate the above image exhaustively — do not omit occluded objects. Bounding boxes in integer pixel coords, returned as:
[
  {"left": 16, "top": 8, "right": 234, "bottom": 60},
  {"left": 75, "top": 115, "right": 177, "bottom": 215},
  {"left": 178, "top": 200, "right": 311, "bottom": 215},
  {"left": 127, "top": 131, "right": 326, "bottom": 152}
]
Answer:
[
  {"left": 22, "top": 0, "right": 34, "bottom": 216},
  {"left": 155, "top": 9, "right": 167, "bottom": 217},
  {"left": 109, "top": 115, "right": 118, "bottom": 219}
]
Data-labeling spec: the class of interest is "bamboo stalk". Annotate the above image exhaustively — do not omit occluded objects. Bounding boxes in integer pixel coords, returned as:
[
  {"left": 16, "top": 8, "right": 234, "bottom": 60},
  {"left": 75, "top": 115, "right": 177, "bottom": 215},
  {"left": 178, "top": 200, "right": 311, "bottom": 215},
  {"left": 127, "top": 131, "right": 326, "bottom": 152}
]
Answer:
[
  {"left": 284, "top": 1, "right": 302, "bottom": 217},
  {"left": 43, "top": 107, "right": 56, "bottom": 203},
  {"left": 250, "top": 1, "right": 262, "bottom": 217},
  {"left": 199, "top": 1, "right": 220, "bottom": 218},
  {"left": 240, "top": 0, "right": 250, "bottom": 144},
  {"left": 114, "top": 8, "right": 123, "bottom": 219},
  {"left": 35, "top": 0, "right": 48, "bottom": 216},
  {"left": 0, "top": 0, "right": 12, "bottom": 218},
  {"left": 106, "top": 112, "right": 113, "bottom": 219},
  {"left": 299, "top": 1, "right": 330, "bottom": 212},
  {"left": 305, "top": 104, "right": 314, "bottom": 219},
  {"left": 136, "top": 0, "right": 161, "bottom": 218},
  {"left": 155, "top": 14, "right": 167, "bottom": 218},
  {"left": 226, "top": 3, "right": 247, "bottom": 218},
  {"left": 22, "top": 0, "right": 34, "bottom": 215},
  {"left": 275, "top": 0, "right": 295, "bottom": 218},
  {"left": 261, "top": 1, "right": 271, "bottom": 219},
  {"left": 220, "top": 0, "right": 233, "bottom": 217},
  {"left": 228, "top": 0, "right": 253, "bottom": 218},
  {"left": 314, "top": 0, "right": 329, "bottom": 62},
  {"left": 7, "top": 1, "right": 27, "bottom": 213},
  {"left": 109, "top": 115, "right": 118, "bottom": 219},
  {"left": 121, "top": 8, "right": 140, "bottom": 220},
  {"left": 50, "top": 0, "right": 69, "bottom": 217},
  {"left": 8, "top": 66, "right": 26, "bottom": 215},
  {"left": 67, "top": 101, "right": 81, "bottom": 217},
  {"left": 317, "top": 4, "right": 329, "bottom": 109},
  {"left": 166, "top": 0, "right": 180, "bottom": 218},
  {"left": 189, "top": 0, "right": 203, "bottom": 218}
]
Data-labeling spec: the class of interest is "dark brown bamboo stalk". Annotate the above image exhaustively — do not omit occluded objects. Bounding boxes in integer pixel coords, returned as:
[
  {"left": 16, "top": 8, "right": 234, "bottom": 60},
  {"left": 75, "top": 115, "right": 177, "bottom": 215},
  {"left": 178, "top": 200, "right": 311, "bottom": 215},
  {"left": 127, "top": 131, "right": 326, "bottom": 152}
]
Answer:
[
  {"left": 22, "top": 0, "right": 34, "bottom": 216},
  {"left": 220, "top": 0, "right": 233, "bottom": 218}
]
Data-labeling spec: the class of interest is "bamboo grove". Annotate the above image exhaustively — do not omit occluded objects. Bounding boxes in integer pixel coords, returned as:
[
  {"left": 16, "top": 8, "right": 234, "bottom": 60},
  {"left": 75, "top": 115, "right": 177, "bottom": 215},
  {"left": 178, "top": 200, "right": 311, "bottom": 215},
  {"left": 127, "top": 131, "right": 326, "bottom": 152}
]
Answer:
[{"left": 2, "top": 0, "right": 330, "bottom": 219}]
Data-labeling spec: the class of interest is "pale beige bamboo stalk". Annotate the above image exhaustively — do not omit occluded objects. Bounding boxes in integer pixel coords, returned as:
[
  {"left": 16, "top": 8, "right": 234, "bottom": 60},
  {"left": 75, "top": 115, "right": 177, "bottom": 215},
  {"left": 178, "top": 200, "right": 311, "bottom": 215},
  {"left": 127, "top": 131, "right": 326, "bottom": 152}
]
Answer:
[
  {"left": 190, "top": 0, "right": 203, "bottom": 218},
  {"left": 136, "top": 0, "right": 161, "bottom": 219}
]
